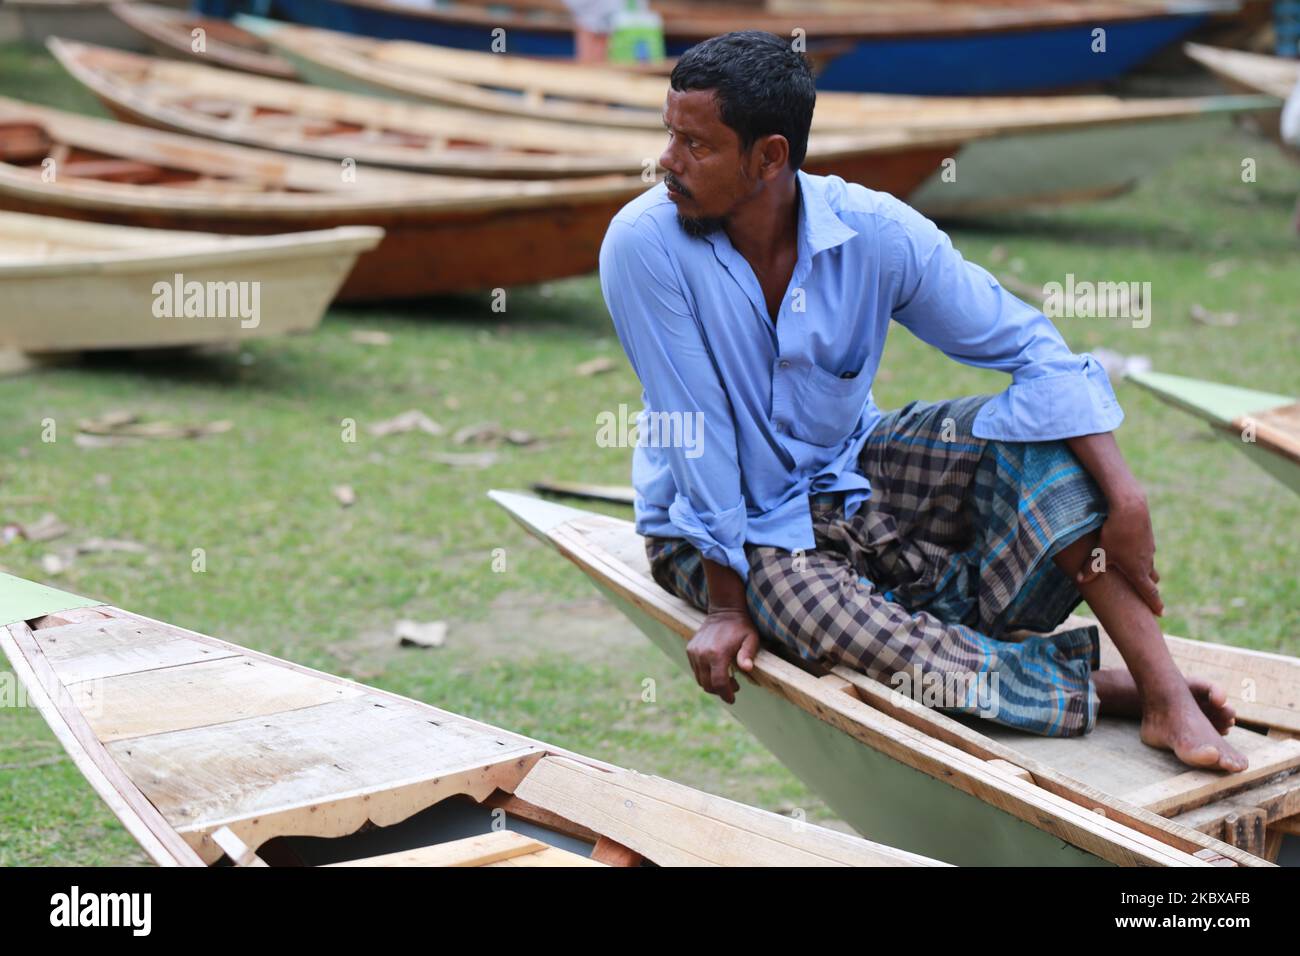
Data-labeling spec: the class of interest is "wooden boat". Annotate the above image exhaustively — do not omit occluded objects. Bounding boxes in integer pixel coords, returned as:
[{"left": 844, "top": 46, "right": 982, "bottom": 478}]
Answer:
[
  {"left": 906, "top": 96, "right": 1264, "bottom": 216},
  {"left": 198, "top": 0, "right": 1232, "bottom": 95},
  {"left": 1185, "top": 42, "right": 1299, "bottom": 99},
  {"left": 240, "top": 16, "right": 1271, "bottom": 134},
  {"left": 532, "top": 481, "right": 636, "bottom": 506},
  {"left": 0, "top": 98, "right": 649, "bottom": 302},
  {"left": 0, "top": 571, "right": 944, "bottom": 867},
  {"left": 0, "top": 212, "right": 379, "bottom": 352},
  {"left": 108, "top": 1, "right": 298, "bottom": 79},
  {"left": 490, "top": 490, "right": 1300, "bottom": 866},
  {"left": 1129, "top": 371, "right": 1300, "bottom": 495},
  {"left": 45, "top": 38, "right": 968, "bottom": 192},
  {"left": 1184, "top": 43, "right": 1299, "bottom": 152},
  {"left": 6, "top": 0, "right": 186, "bottom": 50}
]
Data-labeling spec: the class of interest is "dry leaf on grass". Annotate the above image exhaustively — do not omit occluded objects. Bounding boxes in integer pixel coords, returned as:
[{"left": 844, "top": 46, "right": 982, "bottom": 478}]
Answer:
[
  {"left": 1189, "top": 304, "right": 1241, "bottom": 327},
  {"left": 1, "top": 513, "right": 69, "bottom": 544},
  {"left": 367, "top": 410, "right": 445, "bottom": 437},
  {"left": 76, "top": 412, "right": 232, "bottom": 442},
  {"left": 350, "top": 330, "right": 392, "bottom": 346},
  {"left": 430, "top": 451, "right": 498, "bottom": 469},
  {"left": 333, "top": 484, "right": 357, "bottom": 507},
  {"left": 76, "top": 538, "right": 148, "bottom": 555},
  {"left": 575, "top": 356, "right": 617, "bottom": 377},
  {"left": 452, "top": 422, "right": 538, "bottom": 447}
]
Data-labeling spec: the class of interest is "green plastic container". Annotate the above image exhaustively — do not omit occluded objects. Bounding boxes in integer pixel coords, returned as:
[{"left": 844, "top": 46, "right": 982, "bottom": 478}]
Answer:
[{"left": 608, "top": 1, "right": 665, "bottom": 65}]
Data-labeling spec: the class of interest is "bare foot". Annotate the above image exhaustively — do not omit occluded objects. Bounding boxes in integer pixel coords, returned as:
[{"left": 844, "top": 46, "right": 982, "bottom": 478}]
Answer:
[
  {"left": 1094, "top": 668, "right": 1248, "bottom": 771},
  {"left": 1094, "top": 668, "right": 1236, "bottom": 733}
]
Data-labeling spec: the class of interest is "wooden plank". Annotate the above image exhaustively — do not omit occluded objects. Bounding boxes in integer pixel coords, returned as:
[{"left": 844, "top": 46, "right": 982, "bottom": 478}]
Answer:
[
  {"left": 516, "top": 755, "right": 946, "bottom": 867},
  {"left": 325, "top": 831, "right": 549, "bottom": 867},
  {"left": 987, "top": 759, "right": 1034, "bottom": 783},
  {"left": 479, "top": 792, "right": 600, "bottom": 843},
  {"left": 73, "top": 654, "right": 364, "bottom": 742},
  {"left": 485, "top": 845, "right": 606, "bottom": 867},
  {"left": 209, "top": 826, "right": 268, "bottom": 867},
  {"left": 0, "top": 622, "right": 205, "bottom": 866},
  {"left": 29, "top": 618, "right": 240, "bottom": 684},
  {"left": 1121, "top": 737, "right": 1300, "bottom": 817},
  {"left": 107, "top": 693, "right": 542, "bottom": 862},
  {"left": 1173, "top": 773, "right": 1300, "bottom": 835},
  {"left": 1220, "top": 809, "right": 1267, "bottom": 856},
  {"left": 590, "top": 835, "right": 643, "bottom": 867}
]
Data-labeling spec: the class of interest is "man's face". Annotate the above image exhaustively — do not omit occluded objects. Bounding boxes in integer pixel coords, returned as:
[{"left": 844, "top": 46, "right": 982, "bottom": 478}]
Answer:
[{"left": 659, "top": 88, "right": 762, "bottom": 237}]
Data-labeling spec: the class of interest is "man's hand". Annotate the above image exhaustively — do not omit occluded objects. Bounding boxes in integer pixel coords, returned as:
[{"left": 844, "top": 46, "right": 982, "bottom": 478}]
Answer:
[
  {"left": 1066, "top": 432, "right": 1163, "bottom": 617},
  {"left": 686, "top": 608, "right": 761, "bottom": 705},
  {"left": 1077, "top": 494, "right": 1163, "bottom": 616}
]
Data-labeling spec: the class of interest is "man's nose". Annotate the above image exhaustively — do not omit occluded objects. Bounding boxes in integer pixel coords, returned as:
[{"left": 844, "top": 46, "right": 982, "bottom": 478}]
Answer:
[{"left": 658, "top": 140, "right": 681, "bottom": 176}]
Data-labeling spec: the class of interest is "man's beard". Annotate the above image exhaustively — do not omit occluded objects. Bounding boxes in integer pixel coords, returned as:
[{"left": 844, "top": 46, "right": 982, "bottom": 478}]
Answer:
[
  {"left": 664, "top": 172, "right": 724, "bottom": 238},
  {"left": 677, "top": 213, "right": 726, "bottom": 238}
]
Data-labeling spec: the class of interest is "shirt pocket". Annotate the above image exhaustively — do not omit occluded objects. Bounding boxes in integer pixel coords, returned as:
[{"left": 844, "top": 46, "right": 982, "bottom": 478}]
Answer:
[{"left": 788, "top": 362, "right": 872, "bottom": 447}]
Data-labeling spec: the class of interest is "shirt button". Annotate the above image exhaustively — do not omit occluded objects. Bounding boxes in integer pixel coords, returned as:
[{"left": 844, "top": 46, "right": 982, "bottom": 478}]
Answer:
[
  {"left": 775, "top": 422, "right": 785, "bottom": 433},
  {"left": 778, "top": 360, "right": 790, "bottom": 369}
]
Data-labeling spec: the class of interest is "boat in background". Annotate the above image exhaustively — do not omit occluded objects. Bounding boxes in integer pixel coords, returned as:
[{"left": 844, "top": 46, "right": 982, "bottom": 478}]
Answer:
[
  {"left": 1184, "top": 43, "right": 1299, "bottom": 152},
  {"left": 198, "top": 0, "right": 1235, "bottom": 95},
  {"left": 491, "top": 489, "right": 1300, "bottom": 867},
  {"left": 0, "top": 212, "right": 380, "bottom": 352},
  {"left": 47, "top": 38, "right": 969, "bottom": 194},
  {"left": 6, "top": 0, "right": 186, "bottom": 50},
  {"left": 1129, "top": 371, "right": 1300, "bottom": 495},
  {"left": 0, "top": 571, "right": 943, "bottom": 867},
  {"left": 109, "top": 1, "right": 298, "bottom": 79},
  {"left": 0, "top": 97, "right": 647, "bottom": 302}
]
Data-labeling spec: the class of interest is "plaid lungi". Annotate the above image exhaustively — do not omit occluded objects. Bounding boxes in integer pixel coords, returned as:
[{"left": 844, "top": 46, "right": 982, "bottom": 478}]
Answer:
[{"left": 644, "top": 395, "right": 1108, "bottom": 737}]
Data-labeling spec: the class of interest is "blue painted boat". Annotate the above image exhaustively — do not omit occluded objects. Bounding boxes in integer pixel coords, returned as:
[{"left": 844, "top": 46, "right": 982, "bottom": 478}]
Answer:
[{"left": 196, "top": 0, "right": 1236, "bottom": 95}]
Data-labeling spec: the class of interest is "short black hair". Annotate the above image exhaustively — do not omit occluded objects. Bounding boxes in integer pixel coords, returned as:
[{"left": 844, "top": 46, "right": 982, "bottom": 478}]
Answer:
[{"left": 669, "top": 31, "right": 815, "bottom": 171}]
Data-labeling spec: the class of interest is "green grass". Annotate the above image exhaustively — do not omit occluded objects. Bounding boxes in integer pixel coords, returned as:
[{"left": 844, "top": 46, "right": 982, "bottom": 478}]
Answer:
[{"left": 1, "top": 43, "right": 1298, "bottom": 865}]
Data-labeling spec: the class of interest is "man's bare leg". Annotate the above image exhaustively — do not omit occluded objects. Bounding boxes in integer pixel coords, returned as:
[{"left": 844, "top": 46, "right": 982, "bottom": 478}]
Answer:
[{"left": 1052, "top": 532, "right": 1248, "bottom": 772}]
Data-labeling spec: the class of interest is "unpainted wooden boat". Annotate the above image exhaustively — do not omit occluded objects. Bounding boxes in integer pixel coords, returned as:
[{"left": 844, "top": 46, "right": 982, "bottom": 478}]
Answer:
[
  {"left": 0, "top": 97, "right": 648, "bottom": 301},
  {"left": 1185, "top": 42, "right": 1299, "bottom": 99},
  {"left": 45, "top": 38, "right": 967, "bottom": 193},
  {"left": 6, "top": 0, "right": 185, "bottom": 50},
  {"left": 0, "top": 571, "right": 944, "bottom": 867},
  {"left": 202, "top": 0, "right": 1231, "bottom": 94},
  {"left": 1184, "top": 43, "right": 1299, "bottom": 153},
  {"left": 491, "top": 490, "right": 1300, "bottom": 867},
  {"left": 0, "top": 211, "right": 380, "bottom": 352},
  {"left": 108, "top": 1, "right": 298, "bottom": 79},
  {"left": 1129, "top": 370, "right": 1300, "bottom": 495},
  {"left": 532, "top": 481, "right": 636, "bottom": 506}
]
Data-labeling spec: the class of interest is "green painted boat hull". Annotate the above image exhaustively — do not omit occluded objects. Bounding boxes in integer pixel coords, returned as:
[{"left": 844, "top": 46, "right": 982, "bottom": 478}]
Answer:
[
  {"left": 1130, "top": 370, "right": 1299, "bottom": 495},
  {"left": 601, "top": 581, "right": 1109, "bottom": 866}
]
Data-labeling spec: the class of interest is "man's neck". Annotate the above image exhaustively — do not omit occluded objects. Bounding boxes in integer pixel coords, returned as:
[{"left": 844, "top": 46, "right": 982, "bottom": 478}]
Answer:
[{"left": 723, "top": 172, "right": 800, "bottom": 270}]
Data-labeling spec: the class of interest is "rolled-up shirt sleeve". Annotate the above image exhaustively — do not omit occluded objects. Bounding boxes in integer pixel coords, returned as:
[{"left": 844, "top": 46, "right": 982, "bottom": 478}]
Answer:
[
  {"left": 600, "top": 218, "right": 750, "bottom": 579},
  {"left": 883, "top": 203, "right": 1124, "bottom": 442}
]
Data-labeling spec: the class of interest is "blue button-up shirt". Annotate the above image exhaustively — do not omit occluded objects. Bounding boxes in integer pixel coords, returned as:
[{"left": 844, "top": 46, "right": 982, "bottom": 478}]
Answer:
[{"left": 599, "top": 171, "right": 1123, "bottom": 581}]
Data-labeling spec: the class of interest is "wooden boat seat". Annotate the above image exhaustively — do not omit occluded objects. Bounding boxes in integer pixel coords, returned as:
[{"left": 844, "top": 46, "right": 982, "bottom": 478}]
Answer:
[
  {"left": 324, "top": 830, "right": 604, "bottom": 867},
  {"left": 566, "top": 515, "right": 1300, "bottom": 862}
]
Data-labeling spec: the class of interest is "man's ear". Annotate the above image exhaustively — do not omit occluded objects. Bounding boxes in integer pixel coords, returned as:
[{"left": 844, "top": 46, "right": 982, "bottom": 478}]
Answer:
[{"left": 756, "top": 134, "right": 791, "bottom": 180}]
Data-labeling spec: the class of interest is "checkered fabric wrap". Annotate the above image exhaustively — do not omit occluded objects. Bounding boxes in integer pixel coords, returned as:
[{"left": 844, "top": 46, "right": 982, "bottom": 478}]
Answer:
[{"left": 645, "top": 395, "right": 1107, "bottom": 737}]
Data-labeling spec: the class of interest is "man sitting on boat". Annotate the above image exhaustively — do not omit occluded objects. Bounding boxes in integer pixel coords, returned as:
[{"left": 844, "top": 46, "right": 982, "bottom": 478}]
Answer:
[{"left": 598, "top": 31, "right": 1246, "bottom": 772}]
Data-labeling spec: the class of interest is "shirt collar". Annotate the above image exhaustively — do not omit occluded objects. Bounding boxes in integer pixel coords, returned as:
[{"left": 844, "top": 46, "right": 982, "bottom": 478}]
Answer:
[
  {"left": 796, "top": 169, "right": 858, "bottom": 257},
  {"left": 700, "top": 169, "right": 857, "bottom": 260}
]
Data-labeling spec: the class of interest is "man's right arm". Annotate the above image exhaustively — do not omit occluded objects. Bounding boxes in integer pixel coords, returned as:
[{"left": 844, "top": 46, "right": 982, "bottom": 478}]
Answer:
[{"left": 600, "top": 219, "right": 761, "bottom": 703}]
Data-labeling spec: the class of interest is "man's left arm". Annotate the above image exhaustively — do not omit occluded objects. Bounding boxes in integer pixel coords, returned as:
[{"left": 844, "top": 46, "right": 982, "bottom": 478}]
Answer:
[{"left": 884, "top": 203, "right": 1161, "bottom": 613}]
